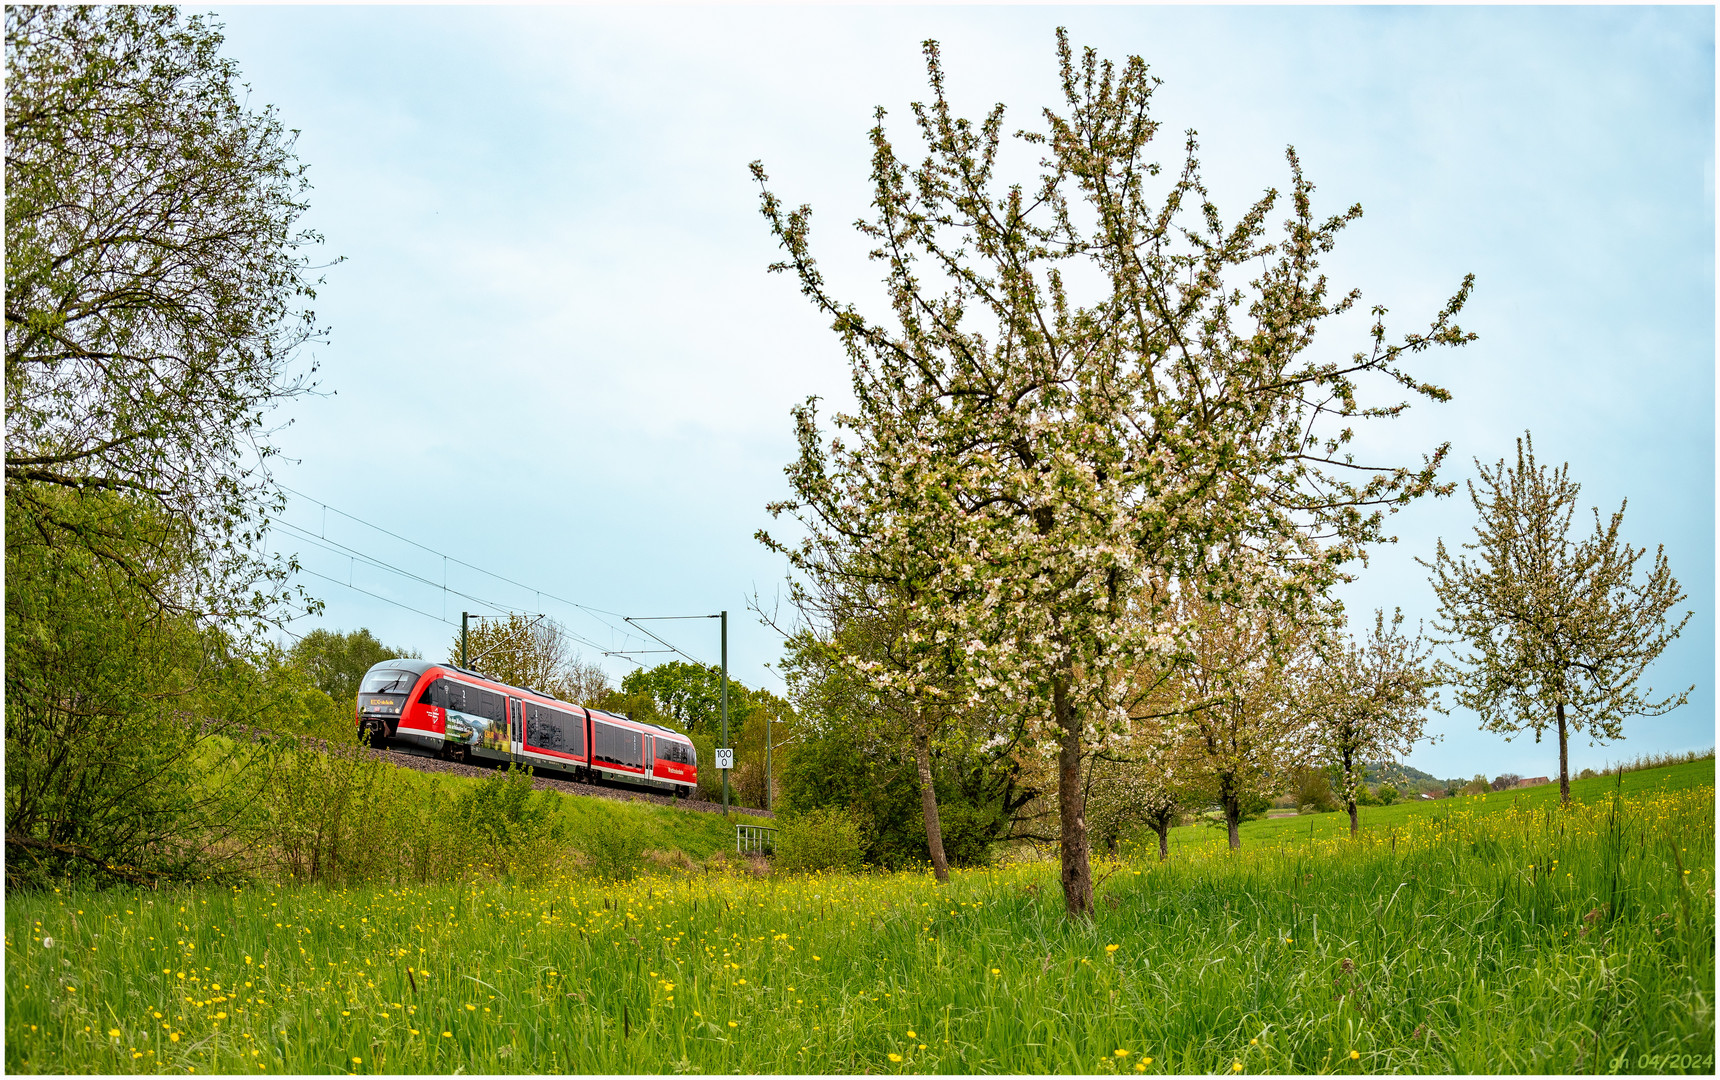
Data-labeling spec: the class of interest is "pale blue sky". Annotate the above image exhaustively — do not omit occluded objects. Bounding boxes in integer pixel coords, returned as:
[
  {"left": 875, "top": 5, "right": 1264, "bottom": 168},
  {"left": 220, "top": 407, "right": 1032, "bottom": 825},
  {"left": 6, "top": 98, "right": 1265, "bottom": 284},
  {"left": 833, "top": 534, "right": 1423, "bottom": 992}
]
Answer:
[{"left": 213, "top": 5, "right": 1714, "bottom": 781}]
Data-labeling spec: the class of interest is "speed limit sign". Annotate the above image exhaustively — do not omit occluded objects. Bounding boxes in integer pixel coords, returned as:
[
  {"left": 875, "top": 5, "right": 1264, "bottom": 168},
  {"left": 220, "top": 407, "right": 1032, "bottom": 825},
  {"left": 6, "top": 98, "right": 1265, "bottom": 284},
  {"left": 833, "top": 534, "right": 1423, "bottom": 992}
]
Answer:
[{"left": 714, "top": 747, "right": 734, "bottom": 770}]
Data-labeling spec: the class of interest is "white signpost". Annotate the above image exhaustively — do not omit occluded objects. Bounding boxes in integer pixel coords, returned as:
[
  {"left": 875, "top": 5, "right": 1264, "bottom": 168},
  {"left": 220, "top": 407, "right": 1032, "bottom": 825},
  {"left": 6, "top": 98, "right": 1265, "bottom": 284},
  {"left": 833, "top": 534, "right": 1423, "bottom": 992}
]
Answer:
[{"left": 715, "top": 747, "right": 735, "bottom": 771}]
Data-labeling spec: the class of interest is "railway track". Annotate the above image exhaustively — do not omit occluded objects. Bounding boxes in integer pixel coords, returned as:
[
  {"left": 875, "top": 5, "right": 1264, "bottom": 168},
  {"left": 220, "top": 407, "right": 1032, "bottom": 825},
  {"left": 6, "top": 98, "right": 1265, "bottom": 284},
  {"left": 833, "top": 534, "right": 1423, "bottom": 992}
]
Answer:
[{"left": 372, "top": 743, "right": 776, "bottom": 820}]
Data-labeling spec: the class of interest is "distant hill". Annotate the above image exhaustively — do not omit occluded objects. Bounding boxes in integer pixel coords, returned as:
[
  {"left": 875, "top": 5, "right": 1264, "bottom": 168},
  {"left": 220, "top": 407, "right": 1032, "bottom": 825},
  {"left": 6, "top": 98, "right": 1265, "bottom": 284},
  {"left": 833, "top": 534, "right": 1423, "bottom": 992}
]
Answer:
[{"left": 1364, "top": 761, "right": 1449, "bottom": 785}]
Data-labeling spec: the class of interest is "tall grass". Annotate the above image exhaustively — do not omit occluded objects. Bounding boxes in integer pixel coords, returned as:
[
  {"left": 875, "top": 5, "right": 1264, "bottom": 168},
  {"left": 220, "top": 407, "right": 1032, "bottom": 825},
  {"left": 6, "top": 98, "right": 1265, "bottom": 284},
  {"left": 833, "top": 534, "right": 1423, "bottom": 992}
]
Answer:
[{"left": 7, "top": 772, "right": 1711, "bottom": 1075}]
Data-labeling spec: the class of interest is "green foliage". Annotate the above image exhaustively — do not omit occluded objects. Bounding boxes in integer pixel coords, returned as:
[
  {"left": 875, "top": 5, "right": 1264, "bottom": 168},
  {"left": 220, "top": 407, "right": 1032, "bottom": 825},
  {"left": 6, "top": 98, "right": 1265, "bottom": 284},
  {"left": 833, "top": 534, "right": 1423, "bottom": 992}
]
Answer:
[
  {"left": 447, "top": 765, "right": 566, "bottom": 881},
  {"left": 772, "top": 806, "right": 864, "bottom": 874},
  {"left": 779, "top": 725, "right": 1015, "bottom": 869},
  {"left": 1289, "top": 765, "right": 1340, "bottom": 813},
  {"left": 1376, "top": 784, "right": 1400, "bottom": 806},
  {"left": 612, "top": 662, "right": 802, "bottom": 809},
  {"left": 4, "top": 490, "right": 284, "bottom": 889},
  {"left": 4, "top": 5, "right": 330, "bottom": 889},
  {"left": 619, "top": 661, "right": 726, "bottom": 735},
  {"left": 6, "top": 5, "right": 326, "bottom": 631},
  {"left": 288, "top": 628, "right": 415, "bottom": 712},
  {"left": 266, "top": 729, "right": 428, "bottom": 887},
  {"left": 579, "top": 811, "right": 647, "bottom": 882}
]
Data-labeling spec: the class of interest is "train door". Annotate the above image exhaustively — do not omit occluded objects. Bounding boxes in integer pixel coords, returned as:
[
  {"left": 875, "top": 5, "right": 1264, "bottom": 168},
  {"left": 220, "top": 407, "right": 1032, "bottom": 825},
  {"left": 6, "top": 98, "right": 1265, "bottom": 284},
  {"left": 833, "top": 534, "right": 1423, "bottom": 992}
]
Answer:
[
  {"left": 509, "top": 698, "right": 523, "bottom": 759},
  {"left": 644, "top": 736, "right": 655, "bottom": 778}
]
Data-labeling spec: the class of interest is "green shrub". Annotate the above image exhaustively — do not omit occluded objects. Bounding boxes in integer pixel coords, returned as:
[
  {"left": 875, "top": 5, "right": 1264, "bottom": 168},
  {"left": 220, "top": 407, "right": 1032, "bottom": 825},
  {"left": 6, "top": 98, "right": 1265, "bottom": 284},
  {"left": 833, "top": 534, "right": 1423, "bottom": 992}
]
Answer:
[
  {"left": 580, "top": 808, "right": 646, "bottom": 881},
  {"left": 773, "top": 806, "right": 863, "bottom": 874}
]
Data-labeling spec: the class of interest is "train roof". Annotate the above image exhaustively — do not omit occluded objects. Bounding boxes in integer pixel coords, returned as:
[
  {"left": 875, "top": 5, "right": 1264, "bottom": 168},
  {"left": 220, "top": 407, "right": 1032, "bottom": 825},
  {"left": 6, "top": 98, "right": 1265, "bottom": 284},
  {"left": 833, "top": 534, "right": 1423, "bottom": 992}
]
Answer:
[
  {"left": 366, "top": 657, "right": 435, "bottom": 676},
  {"left": 586, "top": 707, "right": 693, "bottom": 743}
]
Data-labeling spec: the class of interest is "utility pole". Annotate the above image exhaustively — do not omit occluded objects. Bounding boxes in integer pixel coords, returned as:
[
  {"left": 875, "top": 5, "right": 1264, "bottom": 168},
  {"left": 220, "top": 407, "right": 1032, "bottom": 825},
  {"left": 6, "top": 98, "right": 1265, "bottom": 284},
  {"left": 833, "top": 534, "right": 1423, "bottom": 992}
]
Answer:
[
  {"left": 721, "top": 609, "right": 729, "bottom": 817},
  {"left": 461, "top": 611, "right": 469, "bottom": 668}
]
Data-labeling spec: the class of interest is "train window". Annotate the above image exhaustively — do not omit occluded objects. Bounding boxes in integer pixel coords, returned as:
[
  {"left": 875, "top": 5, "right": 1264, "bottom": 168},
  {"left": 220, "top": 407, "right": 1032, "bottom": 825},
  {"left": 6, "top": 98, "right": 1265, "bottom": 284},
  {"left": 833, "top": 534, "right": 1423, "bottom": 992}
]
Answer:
[
  {"left": 474, "top": 688, "right": 504, "bottom": 723},
  {"left": 527, "top": 704, "right": 584, "bottom": 755},
  {"left": 657, "top": 740, "right": 691, "bottom": 765},
  {"left": 592, "top": 722, "right": 642, "bottom": 769},
  {"left": 360, "top": 668, "right": 419, "bottom": 695}
]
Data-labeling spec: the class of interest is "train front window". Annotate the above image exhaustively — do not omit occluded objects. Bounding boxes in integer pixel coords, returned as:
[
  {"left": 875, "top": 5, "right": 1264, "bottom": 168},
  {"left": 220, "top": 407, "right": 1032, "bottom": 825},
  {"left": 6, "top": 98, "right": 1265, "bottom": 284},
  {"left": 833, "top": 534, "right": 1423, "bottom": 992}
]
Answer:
[{"left": 360, "top": 668, "right": 419, "bottom": 695}]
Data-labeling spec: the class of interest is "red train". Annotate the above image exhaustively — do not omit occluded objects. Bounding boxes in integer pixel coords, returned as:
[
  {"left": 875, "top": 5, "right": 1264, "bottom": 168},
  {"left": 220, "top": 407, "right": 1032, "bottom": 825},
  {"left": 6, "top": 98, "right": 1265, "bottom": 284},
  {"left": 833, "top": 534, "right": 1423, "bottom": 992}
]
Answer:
[{"left": 353, "top": 658, "right": 698, "bottom": 797}]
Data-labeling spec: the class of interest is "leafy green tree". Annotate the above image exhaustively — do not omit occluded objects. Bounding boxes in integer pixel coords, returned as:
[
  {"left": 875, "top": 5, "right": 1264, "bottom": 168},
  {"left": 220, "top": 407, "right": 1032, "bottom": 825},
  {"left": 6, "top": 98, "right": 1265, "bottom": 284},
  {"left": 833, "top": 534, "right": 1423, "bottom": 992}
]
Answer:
[
  {"left": 4, "top": 7, "right": 330, "bottom": 887},
  {"left": 6, "top": 5, "right": 328, "bottom": 632},
  {"left": 1288, "top": 765, "right": 1340, "bottom": 814},
  {"left": 771, "top": 563, "right": 981, "bottom": 881},
  {"left": 1424, "top": 434, "right": 1692, "bottom": 804},
  {"left": 755, "top": 31, "right": 1473, "bottom": 916},
  {"left": 777, "top": 717, "right": 1026, "bottom": 870},
  {"left": 289, "top": 628, "right": 417, "bottom": 709},
  {"left": 618, "top": 661, "right": 726, "bottom": 735},
  {"left": 4, "top": 492, "right": 284, "bottom": 887}
]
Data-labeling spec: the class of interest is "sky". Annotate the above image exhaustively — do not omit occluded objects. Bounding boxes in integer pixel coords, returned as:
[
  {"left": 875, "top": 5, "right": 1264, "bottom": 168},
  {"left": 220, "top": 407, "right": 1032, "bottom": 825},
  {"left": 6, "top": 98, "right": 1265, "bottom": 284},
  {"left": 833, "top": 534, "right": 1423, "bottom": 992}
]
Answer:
[{"left": 209, "top": 5, "right": 1714, "bottom": 782}]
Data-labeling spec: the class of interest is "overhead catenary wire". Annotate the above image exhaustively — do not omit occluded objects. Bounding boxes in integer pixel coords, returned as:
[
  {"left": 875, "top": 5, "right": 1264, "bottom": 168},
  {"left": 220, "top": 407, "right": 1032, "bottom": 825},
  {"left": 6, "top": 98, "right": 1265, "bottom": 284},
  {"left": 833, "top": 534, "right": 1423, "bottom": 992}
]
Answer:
[
  {"left": 270, "top": 519, "right": 613, "bottom": 656},
  {"left": 268, "top": 484, "right": 779, "bottom": 688},
  {"left": 623, "top": 616, "right": 716, "bottom": 669},
  {"left": 279, "top": 483, "right": 639, "bottom": 625},
  {"left": 266, "top": 489, "right": 654, "bottom": 661}
]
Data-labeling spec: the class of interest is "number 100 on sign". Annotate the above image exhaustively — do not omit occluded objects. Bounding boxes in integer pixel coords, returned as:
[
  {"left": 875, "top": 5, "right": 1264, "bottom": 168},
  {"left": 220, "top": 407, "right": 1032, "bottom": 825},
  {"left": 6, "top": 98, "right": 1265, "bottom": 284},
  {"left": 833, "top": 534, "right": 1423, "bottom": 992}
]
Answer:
[{"left": 714, "top": 748, "right": 734, "bottom": 770}]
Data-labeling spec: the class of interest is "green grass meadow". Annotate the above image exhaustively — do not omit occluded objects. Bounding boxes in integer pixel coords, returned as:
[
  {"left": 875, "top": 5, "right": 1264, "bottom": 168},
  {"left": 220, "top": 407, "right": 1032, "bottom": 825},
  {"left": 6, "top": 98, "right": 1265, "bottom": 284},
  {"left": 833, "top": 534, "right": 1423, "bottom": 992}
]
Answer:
[{"left": 6, "top": 762, "right": 1713, "bottom": 1074}]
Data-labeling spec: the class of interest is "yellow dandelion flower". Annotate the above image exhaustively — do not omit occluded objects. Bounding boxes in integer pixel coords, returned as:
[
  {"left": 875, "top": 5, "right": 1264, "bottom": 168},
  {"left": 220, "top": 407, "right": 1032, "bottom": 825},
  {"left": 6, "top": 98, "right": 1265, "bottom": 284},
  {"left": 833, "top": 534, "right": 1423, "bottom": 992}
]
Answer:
[
  {"left": 1232, "top": 1062, "right": 1242, "bottom": 1072},
  {"left": 888, "top": 1053, "right": 903, "bottom": 1063},
  {"left": 1106, "top": 944, "right": 1120, "bottom": 953},
  {"left": 170, "top": 1033, "right": 180, "bottom": 1043},
  {"left": 108, "top": 1029, "right": 121, "bottom": 1038},
  {"left": 442, "top": 1032, "right": 452, "bottom": 1038},
  {"left": 1350, "top": 1050, "right": 1360, "bottom": 1060},
  {"left": 1115, "top": 1049, "right": 1130, "bottom": 1057}
]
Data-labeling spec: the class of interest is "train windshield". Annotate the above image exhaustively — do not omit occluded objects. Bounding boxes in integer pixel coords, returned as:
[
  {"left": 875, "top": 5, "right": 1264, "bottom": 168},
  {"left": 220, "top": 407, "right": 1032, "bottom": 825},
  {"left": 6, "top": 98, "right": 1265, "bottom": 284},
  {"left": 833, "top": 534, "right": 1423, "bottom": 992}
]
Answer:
[{"left": 360, "top": 668, "right": 420, "bottom": 695}]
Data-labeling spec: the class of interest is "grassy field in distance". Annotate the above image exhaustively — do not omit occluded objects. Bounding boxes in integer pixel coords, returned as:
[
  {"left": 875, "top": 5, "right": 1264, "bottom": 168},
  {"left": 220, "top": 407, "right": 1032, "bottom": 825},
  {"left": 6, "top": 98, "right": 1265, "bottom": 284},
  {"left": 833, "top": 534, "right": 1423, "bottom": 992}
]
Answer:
[
  {"left": 5, "top": 761, "right": 1713, "bottom": 1075},
  {"left": 1167, "top": 757, "right": 1717, "bottom": 854}
]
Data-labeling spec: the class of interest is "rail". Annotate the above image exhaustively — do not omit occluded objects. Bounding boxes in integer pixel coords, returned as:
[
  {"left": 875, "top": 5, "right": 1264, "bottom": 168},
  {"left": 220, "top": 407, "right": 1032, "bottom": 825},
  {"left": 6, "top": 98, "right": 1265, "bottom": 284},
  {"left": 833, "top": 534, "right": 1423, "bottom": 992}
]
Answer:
[{"left": 736, "top": 823, "right": 777, "bottom": 855}]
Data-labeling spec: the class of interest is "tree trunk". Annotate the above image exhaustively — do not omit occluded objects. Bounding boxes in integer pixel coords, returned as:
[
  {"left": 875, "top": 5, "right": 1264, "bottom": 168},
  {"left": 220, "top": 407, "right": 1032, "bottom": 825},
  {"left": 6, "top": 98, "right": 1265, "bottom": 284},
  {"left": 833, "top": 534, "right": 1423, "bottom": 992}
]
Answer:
[
  {"left": 1155, "top": 821, "right": 1169, "bottom": 862},
  {"left": 1217, "top": 773, "right": 1243, "bottom": 851},
  {"left": 1556, "top": 702, "right": 1571, "bottom": 806},
  {"left": 1347, "top": 799, "right": 1359, "bottom": 838},
  {"left": 911, "top": 707, "right": 950, "bottom": 884},
  {"left": 1054, "top": 678, "right": 1093, "bottom": 918}
]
